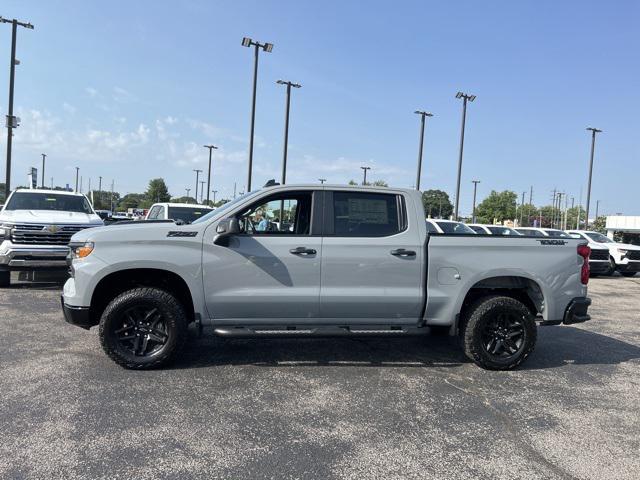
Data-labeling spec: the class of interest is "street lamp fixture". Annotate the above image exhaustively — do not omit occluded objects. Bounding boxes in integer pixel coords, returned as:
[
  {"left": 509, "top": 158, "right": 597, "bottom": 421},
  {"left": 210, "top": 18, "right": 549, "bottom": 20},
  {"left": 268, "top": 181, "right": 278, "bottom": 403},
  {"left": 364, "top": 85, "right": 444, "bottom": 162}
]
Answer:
[
  {"left": 193, "top": 169, "right": 202, "bottom": 204},
  {"left": 360, "top": 166, "right": 371, "bottom": 186},
  {"left": 453, "top": 91, "right": 476, "bottom": 220},
  {"left": 241, "top": 36, "right": 274, "bottom": 192},
  {"left": 414, "top": 110, "right": 433, "bottom": 191}
]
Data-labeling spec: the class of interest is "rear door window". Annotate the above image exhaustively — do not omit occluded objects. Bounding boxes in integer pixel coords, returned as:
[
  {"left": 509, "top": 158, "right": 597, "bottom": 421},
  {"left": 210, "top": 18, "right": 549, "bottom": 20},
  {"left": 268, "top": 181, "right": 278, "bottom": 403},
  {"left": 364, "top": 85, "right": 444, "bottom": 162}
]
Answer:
[{"left": 331, "top": 192, "right": 402, "bottom": 237}]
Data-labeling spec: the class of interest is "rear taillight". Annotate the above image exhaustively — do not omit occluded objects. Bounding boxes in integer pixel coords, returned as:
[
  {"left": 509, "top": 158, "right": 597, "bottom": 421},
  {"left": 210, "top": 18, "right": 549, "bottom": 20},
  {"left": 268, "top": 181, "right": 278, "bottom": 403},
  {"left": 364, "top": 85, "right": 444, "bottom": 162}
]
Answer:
[{"left": 577, "top": 244, "right": 591, "bottom": 285}]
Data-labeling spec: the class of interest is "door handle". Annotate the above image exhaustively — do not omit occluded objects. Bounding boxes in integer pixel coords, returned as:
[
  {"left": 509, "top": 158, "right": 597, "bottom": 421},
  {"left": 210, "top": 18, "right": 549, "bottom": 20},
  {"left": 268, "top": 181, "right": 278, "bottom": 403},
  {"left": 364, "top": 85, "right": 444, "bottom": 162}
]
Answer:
[
  {"left": 390, "top": 248, "right": 416, "bottom": 257},
  {"left": 289, "top": 247, "right": 317, "bottom": 255}
]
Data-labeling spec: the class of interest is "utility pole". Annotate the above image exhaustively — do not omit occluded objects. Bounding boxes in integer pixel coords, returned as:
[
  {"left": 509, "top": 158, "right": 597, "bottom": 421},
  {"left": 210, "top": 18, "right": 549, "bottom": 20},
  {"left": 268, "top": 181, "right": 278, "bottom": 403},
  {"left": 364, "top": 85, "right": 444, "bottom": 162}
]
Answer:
[
  {"left": 414, "top": 110, "right": 433, "bottom": 190},
  {"left": 276, "top": 80, "right": 301, "bottom": 185},
  {"left": 203, "top": 145, "right": 217, "bottom": 205},
  {"left": 360, "top": 166, "right": 371, "bottom": 186},
  {"left": 1, "top": 16, "right": 34, "bottom": 199},
  {"left": 185, "top": 188, "right": 191, "bottom": 200},
  {"left": 584, "top": 127, "right": 602, "bottom": 229},
  {"left": 595, "top": 200, "right": 600, "bottom": 220},
  {"left": 576, "top": 186, "right": 583, "bottom": 229},
  {"left": 527, "top": 186, "right": 533, "bottom": 227},
  {"left": 50, "top": 177, "right": 53, "bottom": 189},
  {"left": 520, "top": 191, "right": 526, "bottom": 227},
  {"left": 471, "top": 180, "right": 480, "bottom": 223},
  {"left": 550, "top": 189, "right": 557, "bottom": 228},
  {"left": 193, "top": 169, "right": 202, "bottom": 204},
  {"left": 40, "top": 153, "right": 46, "bottom": 188},
  {"left": 110, "top": 180, "right": 114, "bottom": 213},
  {"left": 98, "top": 176, "right": 102, "bottom": 209},
  {"left": 211, "top": 190, "right": 218, "bottom": 204},
  {"left": 199, "top": 180, "right": 205, "bottom": 203},
  {"left": 241, "top": 37, "right": 274, "bottom": 192},
  {"left": 80, "top": 176, "right": 83, "bottom": 194},
  {"left": 75, "top": 167, "right": 80, "bottom": 192},
  {"left": 453, "top": 91, "right": 476, "bottom": 220}
]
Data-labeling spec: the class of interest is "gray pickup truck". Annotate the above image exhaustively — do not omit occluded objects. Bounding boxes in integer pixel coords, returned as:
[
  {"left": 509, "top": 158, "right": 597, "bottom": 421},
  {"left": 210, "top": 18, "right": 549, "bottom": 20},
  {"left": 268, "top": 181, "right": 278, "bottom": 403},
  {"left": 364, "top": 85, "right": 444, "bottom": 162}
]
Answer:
[{"left": 62, "top": 184, "right": 592, "bottom": 370}]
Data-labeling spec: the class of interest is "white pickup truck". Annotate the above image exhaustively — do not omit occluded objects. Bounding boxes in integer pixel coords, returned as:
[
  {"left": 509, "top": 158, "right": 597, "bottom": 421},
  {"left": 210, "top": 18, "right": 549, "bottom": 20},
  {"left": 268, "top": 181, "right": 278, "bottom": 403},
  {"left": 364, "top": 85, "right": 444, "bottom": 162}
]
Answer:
[
  {"left": 61, "top": 184, "right": 592, "bottom": 370},
  {"left": 0, "top": 189, "right": 103, "bottom": 287}
]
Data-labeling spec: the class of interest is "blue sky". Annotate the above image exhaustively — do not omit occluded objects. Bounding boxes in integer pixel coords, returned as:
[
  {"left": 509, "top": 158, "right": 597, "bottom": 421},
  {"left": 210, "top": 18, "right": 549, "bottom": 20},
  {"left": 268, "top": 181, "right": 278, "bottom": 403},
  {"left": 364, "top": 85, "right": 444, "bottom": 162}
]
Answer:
[{"left": 1, "top": 0, "right": 638, "bottom": 214}]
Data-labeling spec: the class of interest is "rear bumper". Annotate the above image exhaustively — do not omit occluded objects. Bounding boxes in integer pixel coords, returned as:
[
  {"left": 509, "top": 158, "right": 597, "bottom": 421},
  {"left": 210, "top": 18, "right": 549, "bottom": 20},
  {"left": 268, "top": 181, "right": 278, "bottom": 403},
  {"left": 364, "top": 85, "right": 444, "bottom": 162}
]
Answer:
[
  {"left": 61, "top": 296, "right": 94, "bottom": 330},
  {"left": 0, "top": 243, "right": 69, "bottom": 270},
  {"left": 562, "top": 297, "right": 591, "bottom": 325}
]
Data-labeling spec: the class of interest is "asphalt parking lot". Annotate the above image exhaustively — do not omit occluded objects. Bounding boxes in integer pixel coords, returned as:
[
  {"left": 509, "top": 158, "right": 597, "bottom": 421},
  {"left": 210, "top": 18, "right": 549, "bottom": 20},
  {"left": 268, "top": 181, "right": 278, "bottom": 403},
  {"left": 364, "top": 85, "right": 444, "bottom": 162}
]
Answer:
[{"left": 1, "top": 273, "right": 639, "bottom": 480}]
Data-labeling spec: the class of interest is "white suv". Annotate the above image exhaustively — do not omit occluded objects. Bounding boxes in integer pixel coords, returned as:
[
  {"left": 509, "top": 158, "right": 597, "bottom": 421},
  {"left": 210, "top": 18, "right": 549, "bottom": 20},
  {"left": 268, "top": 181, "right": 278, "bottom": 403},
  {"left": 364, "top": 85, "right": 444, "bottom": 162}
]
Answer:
[
  {"left": 146, "top": 203, "right": 214, "bottom": 225},
  {"left": 567, "top": 230, "right": 640, "bottom": 277}
]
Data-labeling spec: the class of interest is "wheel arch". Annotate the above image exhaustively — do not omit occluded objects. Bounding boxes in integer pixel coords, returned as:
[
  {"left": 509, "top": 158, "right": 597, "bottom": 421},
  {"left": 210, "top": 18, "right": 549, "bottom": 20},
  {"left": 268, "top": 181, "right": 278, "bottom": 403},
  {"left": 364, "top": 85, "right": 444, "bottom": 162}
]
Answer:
[{"left": 89, "top": 268, "right": 195, "bottom": 327}]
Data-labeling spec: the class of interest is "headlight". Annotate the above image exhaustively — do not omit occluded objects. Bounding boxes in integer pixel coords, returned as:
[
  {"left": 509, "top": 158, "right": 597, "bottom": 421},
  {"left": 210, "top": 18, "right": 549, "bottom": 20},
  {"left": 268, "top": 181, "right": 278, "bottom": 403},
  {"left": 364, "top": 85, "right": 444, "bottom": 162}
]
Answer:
[
  {"left": 0, "top": 223, "right": 13, "bottom": 240},
  {"left": 69, "top": 242, "right": 94, "bottom": 259},
  {"left": 617, "top": 248, "right": 628, "bottom": 255}
]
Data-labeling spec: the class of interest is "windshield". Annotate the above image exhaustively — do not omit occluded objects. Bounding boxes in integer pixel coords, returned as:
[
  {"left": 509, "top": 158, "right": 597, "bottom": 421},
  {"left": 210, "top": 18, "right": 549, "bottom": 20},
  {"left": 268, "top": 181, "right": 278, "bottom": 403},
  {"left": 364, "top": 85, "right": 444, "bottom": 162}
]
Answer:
[
  {"left": 585, "top": 232, "right": 614, "bottom": 243},
  {"left": 436, "top": 221, "right": 476, "bottom": 234},
  {"left": 516, "top": 229, "right": 545, "bottom": 237},
  {"left": 544, "top": 229, "right": 570, "bottom": 238},
  {"left": 168, "top": 206, "right": 213, "bottom": 224},
  {"left": 487, "top": 226, "right": 520, "bottom": 235},
  {"left": 5, "top": 192, "right": 93, "bottom": 214},
  {"left": 191, "top": 191, "right": 256, "bottom": 225}
]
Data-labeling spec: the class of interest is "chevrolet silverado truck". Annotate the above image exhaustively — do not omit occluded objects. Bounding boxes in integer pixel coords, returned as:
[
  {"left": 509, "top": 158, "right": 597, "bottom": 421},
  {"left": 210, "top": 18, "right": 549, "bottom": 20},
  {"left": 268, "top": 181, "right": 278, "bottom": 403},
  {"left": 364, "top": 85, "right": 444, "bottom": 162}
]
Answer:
[
  {"left": 61, "top": 184, "right": 592, "bottom": 370},
  {"left": 0, "top": 189, "right": 103, "bottom": 287},
  {"left": 567, "top": 230, "right": 640, "bottom": 277}
]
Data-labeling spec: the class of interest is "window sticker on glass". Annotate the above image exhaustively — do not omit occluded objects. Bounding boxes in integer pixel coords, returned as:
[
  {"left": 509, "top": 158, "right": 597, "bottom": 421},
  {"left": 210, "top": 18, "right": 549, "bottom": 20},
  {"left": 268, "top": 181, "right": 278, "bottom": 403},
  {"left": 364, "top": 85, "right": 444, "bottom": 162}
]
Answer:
[{"left": 347, "top": 198, "right": 388, "bottom": 224}]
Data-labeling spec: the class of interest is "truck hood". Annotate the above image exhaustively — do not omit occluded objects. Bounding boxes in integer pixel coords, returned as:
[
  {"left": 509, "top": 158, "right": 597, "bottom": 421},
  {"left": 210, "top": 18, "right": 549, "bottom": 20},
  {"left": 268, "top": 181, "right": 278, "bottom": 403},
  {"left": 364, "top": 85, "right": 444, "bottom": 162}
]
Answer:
[
  {"left": 70, "top": 220, "right": 192, "bottom": 243},
  {"left": 0, "top": 209, "right": 103, "bottom": 226}
]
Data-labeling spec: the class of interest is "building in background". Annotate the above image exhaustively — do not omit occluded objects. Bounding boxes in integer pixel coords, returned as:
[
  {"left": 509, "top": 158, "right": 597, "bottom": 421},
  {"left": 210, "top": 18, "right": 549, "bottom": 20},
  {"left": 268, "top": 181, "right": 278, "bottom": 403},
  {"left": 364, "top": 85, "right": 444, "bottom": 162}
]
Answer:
[{"left": 606, "top": 216, "right": 640, "bottom": 245}]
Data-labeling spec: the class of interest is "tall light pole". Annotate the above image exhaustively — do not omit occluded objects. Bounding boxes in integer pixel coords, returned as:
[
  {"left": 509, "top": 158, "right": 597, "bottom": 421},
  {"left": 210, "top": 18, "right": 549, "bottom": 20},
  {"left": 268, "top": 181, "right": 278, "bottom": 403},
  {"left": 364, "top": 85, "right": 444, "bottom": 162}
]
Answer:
[
  {"left": 199, "top": 180, "right": 205, "bottom": 203},
  {"left": 520, "top": 191, "right": 526, "bottom": 227},
  {"left": 360, "top": 166, "right": 371, "bottom": 185},
  {"left": 276, "top": 80, "right": 301, "bottom": 185},
  {"left": 98, "top": 176, "right": 102, "bottom": 208},
  {"left": 453, "top": 91, "right": 476, "bottom": 220},
  {"left": 585, "top": 127, "right": 602, "bottom": 228},
  {"left": 211, "top": 190, "right": 218, "bottom": 204},
  {"left": 1, "top": 16, "right": 34, "bottom": 199},
  {"left": 241, "top": 37, "right": 273, "bottom": 193},
  {"left": 414, "top": 110, "right": 433, "bottom": 191},
  {"left": 595, "top": 200, "right": 600, "bottom": 220},
  {"left": 471, "top": 180, "right": 480, "bottom": 223},
  {"left": 318, "top": 178, "right": 326, "bottom": 184},
  {"left": 193, "top": 169, "right": 202, "bottom": 204},
  {"left": 185, "top": 188, "right": 191, "bottom": 200},
  {"left": 203, "top": 145, "right": 217, "bottom": 205},
  {"left": 75, "top": 167, "right": 79, "bottom": 192},
  {"left": 40, "top": 153, "right": 46, "bottom": 188}
]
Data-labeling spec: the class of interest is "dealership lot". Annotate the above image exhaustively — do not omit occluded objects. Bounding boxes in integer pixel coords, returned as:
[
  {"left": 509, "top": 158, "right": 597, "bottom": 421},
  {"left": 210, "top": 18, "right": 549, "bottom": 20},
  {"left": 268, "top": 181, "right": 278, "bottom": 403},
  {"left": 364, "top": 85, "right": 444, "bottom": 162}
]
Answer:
[{"left": 1, "top": 275, "right": 639, "bottom": 479}]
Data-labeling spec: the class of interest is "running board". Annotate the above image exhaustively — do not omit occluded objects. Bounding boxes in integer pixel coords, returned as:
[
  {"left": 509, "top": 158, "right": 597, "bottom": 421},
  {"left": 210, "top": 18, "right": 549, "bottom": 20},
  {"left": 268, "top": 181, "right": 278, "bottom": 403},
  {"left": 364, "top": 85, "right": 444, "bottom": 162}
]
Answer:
[{"left": 212, "top": 325, "right": 429, "bottom": 338}]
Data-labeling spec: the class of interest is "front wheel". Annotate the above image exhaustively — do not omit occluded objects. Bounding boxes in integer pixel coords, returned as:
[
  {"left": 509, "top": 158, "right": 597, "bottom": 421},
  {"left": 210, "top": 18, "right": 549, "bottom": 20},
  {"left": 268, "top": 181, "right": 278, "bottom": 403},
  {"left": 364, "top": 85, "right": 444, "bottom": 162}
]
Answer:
[
  {"left": 99, "top": 287, "right": 188, "bottom": 369},
  {"left": 605, "top": 257, "right": 617, "bottom": 276},
  {"left": 0, "top": 271, "right": 9, "bottom": 288},
  {"left": 460, "top": 295, "right": 537, "bottom": 370}
]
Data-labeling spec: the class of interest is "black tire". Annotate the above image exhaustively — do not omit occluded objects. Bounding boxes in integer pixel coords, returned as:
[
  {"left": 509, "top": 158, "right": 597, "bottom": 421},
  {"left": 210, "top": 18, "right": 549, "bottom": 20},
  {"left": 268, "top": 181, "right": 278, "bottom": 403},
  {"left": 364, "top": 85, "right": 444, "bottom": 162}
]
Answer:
[
  {"left": 460, "top": 295, "right": 537, "bottom": 370},
  {"left": 620, "top": 272, "right": 637, "bottom": 277},
  {"left": 99, "top": 287, "right": 188, "bottom": 369},
  {"left": 0, "top": 271, "right": 9, "bottom": 288},
  {"left": 605, "top": 257, "right": 617, "bottom": 276}
]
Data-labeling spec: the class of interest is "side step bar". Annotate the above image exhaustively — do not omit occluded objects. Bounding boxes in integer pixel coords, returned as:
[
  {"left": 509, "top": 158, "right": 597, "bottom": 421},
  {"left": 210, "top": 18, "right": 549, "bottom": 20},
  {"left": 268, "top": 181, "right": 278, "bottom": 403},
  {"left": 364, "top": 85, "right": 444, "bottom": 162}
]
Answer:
[{"left": 213, "top": 325, "right": 430, "bottom": 338}]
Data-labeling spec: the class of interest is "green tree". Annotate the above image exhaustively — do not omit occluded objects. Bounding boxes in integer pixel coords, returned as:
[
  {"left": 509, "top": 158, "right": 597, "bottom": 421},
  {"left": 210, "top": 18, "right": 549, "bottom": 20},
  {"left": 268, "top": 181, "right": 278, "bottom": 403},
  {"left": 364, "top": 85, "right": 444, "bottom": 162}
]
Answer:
[
  {"left": 119, "top": 193, "right": 146, "bottom": 210},
  {"left": 145, "top": 178, "right": 171, "bottom": 206},
  {"left": 422, "top": 189, "right": 453, "bottom": 219},
  {"left": 92, "top": 190, "right": 121, "bottom": 210},
  {"left": 371, "top": 179, "right": 388, "bottom": 187},
  {"left": 348, "top": 179, "right": 358, "bottom": 186},
  {"left": 170, "top": 196, "right": 197, "bottom": 204},
  {"left": 591, "top": 216, "right": 607, "bottom": 234},
  {"left": 475, "top": 190, "right": 517, "bottom": 224}
]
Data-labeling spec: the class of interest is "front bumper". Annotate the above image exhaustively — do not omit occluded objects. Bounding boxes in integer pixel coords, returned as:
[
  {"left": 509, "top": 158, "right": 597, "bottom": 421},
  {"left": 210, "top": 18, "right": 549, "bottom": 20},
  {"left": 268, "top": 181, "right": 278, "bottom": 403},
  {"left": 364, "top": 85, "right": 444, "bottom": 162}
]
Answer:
[
  {"left": 562, "top": 297, "right": 591, "bottom": 325},
  {"left": 617, "top": 261, "right": 640, "bottom": 273},
  {"left": 61, "top": 296, "right": 95, "bottom": 330},
  {"left": 0, "top": 243, "right": 70, "bottom": 270},
  {"left": 589, "top": 261, "right": 610, "bottom": 274}
]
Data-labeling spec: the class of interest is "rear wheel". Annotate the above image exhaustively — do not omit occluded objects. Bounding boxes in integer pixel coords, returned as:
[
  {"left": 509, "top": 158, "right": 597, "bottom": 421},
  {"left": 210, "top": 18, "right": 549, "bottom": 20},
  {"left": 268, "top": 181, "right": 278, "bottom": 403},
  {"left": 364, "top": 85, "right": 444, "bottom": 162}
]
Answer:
[
  {"left": 620, "top": 272, "right": 637, "bottom": 277},
  {"left": 99, "top": 287, "right": 188, "bottom": 369},
  {"left": 0, "top": 271, "right": 10, "bottom": 288},
  {"left": 460, "top": 295, "right": 537, "bottom": 370}
]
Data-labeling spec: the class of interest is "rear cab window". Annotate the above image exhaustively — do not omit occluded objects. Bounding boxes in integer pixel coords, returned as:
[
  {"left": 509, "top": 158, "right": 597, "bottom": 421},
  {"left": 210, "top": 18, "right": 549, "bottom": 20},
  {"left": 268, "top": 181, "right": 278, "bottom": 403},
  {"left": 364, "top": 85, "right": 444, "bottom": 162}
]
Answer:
[{"left": 329, "top": 191, "right": 404, "bottom": 237}]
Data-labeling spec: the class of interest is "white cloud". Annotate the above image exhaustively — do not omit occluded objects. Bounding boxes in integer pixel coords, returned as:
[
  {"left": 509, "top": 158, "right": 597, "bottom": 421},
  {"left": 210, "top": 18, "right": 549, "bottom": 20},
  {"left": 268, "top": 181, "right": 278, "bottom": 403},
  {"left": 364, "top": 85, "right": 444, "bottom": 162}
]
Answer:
[
  {"left": 85, "top": 87, "right": 98, "bottom": 97},
  {"left": 62, "top": 102, "right": 76, "bottom": 114},
  {"left": 112, "top": 86, "right": 138, "bottom": 104}
]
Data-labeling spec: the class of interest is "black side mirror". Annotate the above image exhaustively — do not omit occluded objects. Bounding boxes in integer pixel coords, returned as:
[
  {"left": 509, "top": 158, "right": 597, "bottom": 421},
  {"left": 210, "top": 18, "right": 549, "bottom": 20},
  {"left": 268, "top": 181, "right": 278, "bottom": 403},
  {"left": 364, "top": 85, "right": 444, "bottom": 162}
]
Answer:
[{"left": 214, "top": 217, "right": 240, "bottom": 246}]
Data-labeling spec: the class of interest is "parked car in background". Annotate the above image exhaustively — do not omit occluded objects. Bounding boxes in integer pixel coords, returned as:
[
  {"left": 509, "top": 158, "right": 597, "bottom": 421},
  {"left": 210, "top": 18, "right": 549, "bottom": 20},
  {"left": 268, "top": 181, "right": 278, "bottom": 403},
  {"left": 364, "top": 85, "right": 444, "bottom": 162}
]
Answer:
[
  {"left": 515, "top": 227, "right": 547, "bottom": 237},
  {"left": 146, "top": 203, "right": 214, "bottom": 225},
  {"left": 62, "top": 184, "right": 591, "bottom": 371},
  {"left": 468, "top": 224, "right": 522, "bottom": 236},
  {"left": 0, "top": 189, "right": 103, "bottom": 287},
  {"left": 567, "top": 230, "right": 640, "bottom": 277},
  {"left": 425, "top": 219, "right": 476, "bottom": 234}
]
